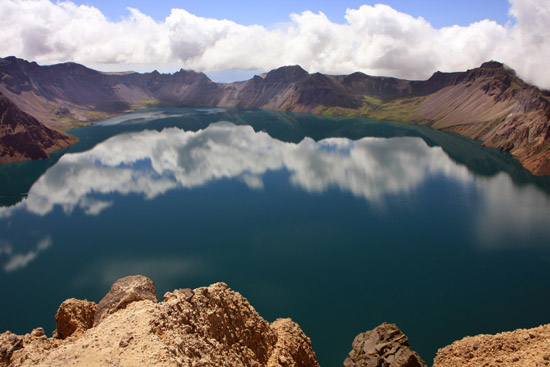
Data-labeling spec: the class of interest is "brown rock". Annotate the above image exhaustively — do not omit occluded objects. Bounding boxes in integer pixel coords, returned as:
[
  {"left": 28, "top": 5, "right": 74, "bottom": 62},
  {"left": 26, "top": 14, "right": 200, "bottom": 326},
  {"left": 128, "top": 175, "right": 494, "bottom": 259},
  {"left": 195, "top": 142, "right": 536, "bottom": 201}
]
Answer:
[
  {"left": 0, "top": 279, "right": 319, "bottom": 367},
  {"left": 53, "top": 298, "right": 96, "bottom": 339},
  {"left": 344, "top": 322, "right": 426, "bottom": 367},
  {"left": 93, "top": 275, "right": 157, "bottom": 326},
  {"left": 29, "top": 329, "right": 44, "bottom": 338},
  {"left": 0, "top": 332, "right": 23, "bottom": 367},
  {"left": 1, "top": 329, "right": 57, "bottom": 367},
  {"left": 268, "top": 318, "right": 319, "bottom": 367},
  {"left": 434, "top": 323, "right": 550, "bottom": 367},
  {"left": 155, "top": 282, "right": 278, "bottom": 366},
  {"left": 118, "top": 334, "right": 133, "bottom": 348}
]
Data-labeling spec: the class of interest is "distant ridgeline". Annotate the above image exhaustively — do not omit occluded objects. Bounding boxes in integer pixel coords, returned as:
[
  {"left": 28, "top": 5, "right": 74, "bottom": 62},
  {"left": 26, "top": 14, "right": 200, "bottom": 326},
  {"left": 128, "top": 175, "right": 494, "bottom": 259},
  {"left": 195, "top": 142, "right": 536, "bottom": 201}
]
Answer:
[{"left": 1, "top": 56, "right": 549, "bottom": 175}]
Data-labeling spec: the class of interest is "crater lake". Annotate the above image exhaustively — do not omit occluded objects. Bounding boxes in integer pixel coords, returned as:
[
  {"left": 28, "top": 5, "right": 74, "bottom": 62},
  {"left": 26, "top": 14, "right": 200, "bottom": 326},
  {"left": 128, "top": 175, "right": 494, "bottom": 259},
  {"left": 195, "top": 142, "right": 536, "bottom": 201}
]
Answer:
[{"left": 1, "top": 107, "right": 550, "bottom": 366}]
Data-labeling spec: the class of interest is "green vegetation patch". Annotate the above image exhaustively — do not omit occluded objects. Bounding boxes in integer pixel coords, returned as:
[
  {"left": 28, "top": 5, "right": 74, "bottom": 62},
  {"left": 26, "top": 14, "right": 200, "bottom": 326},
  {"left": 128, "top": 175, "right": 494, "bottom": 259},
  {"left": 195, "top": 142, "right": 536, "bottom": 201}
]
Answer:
[
  {"left": 314, "top": 95, "right": 426, "bottom": 123},
  {"left": 130, "top": 99, "right": 161, "bottom": 110}
]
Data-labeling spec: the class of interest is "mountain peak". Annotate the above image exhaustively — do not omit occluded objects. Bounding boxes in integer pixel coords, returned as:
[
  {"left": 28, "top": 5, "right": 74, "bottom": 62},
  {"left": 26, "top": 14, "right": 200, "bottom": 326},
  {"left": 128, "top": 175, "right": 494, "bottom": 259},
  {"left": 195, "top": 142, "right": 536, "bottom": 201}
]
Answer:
[
  {"left": 264, "top": 65, "right": 308, "bottom": 83},
  {"left": 173, "top": 69, "right": 212, "bottom": 83},
  {"left": 480, "top": 60, "right": 504, "bottom": 69}
]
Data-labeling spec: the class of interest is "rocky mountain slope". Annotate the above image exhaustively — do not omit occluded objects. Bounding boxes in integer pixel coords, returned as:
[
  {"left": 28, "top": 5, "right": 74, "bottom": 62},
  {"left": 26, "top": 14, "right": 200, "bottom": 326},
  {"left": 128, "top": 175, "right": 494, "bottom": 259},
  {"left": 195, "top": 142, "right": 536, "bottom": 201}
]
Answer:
[
  {"left": 0, "top": 92, "right": 77, "bottom": 164},
  {"left": 1, "top": 56, "right": 549, "bottom": 175},
  {"left": 0, "top": 276, "right": 547, "bottom": 367}
]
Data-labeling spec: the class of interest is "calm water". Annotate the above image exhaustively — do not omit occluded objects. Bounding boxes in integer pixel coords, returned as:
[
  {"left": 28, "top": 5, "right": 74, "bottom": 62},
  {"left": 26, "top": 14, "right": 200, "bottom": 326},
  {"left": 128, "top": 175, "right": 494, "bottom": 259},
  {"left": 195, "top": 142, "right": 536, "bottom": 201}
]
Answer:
[{"left": 1, "top": 108, "right": 550, "bottom": 366}]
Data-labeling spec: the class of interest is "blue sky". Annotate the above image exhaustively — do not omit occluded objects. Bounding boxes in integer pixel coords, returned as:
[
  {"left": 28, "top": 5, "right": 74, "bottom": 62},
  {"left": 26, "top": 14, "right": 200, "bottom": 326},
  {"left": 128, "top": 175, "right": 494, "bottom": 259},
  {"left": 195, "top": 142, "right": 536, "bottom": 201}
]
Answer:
[{"left": 72, "top": 0, "right": 511, "bottom": 28}]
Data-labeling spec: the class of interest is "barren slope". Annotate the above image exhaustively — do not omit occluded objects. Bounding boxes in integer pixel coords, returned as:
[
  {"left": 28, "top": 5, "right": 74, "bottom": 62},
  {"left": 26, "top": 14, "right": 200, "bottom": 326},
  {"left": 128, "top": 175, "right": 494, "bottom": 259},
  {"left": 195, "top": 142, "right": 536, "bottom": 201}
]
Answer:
[{"left": 0, "top": 93, "right": 77, "bottom": 164}]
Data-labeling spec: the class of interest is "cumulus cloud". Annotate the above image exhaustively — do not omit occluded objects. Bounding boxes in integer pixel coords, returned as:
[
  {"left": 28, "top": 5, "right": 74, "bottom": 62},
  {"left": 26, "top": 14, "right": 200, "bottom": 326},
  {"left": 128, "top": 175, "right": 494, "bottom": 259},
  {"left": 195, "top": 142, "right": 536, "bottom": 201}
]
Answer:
[{"left": 0, "top": 0, "right": 549, "bottom": 88}]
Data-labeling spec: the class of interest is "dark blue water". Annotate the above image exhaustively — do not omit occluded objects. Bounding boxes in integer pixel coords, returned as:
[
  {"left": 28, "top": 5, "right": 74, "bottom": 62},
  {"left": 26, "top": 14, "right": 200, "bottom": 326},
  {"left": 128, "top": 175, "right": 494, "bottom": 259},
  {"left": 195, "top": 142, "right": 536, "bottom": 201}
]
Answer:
[{"left": 1, "top": 108, "right": 550, "bottom": 367}]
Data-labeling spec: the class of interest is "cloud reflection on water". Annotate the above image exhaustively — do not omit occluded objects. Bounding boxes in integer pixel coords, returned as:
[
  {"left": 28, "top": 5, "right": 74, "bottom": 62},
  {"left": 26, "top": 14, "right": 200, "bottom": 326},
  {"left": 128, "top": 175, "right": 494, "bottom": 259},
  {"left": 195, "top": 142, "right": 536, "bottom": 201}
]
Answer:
[
  {"left": 1, "top": 122, "right": 550, "bottom": 247},
  {"left": 475, "top": 173, "right": 550, "bottom": 247},
  {"left": 1, "top": 122, "right": 471, "bottom": 217},
  {"left": 0, "top": 236, "right": 52, "bottom": 273}
]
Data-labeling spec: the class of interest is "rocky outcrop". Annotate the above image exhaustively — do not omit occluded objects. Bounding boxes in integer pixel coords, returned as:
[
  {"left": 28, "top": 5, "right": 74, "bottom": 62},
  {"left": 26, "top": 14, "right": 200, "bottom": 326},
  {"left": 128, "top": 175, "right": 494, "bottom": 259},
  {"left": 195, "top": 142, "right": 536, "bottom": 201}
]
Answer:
[
  {"left": 344, "top": 323, "right": 427, "bottom": 367},
  {"left": 0, "top": 277, "right": 318, "bottom": 367},
  {"left": 93, "top": 274, "right": 157, "bottom": 326},
  {"left": 433, "top": 323, "right": 550, "bottom": 367},
  {"left": 0, "top": 92, "right": 77, "bottom": 164},
  {"left": 1, "top": 276, "right": 549, "bottom": 367},
  {"left": 53, "top": 299, "right": 96, "bottom": 339}
]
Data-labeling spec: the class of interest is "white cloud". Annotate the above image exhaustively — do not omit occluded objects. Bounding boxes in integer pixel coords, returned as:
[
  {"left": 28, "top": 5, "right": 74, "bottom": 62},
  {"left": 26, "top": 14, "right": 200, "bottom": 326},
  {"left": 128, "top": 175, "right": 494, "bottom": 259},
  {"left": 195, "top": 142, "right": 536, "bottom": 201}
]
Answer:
[
  {"left": 1, "top": 121, "right": 549, "bottom": 248},
  {"left": 0, "top": 0, "right": 549, "bottom": 88},
  {"left": 475, "top": 173, "right": 550, "bottom": 247},
  {"left": 0, "top": 122, "right": 472, "bottom": 219},
  {"left": 2, "top": 236, "right": 52, "bottom": 272}
]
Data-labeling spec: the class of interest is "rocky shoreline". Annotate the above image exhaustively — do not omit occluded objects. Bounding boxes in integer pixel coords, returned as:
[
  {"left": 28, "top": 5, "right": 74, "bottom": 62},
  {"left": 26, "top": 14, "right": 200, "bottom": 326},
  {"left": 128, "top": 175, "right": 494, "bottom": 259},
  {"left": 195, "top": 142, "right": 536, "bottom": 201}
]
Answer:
[{"left": 0, "top": 276, "right": 548, "bottom": 367}]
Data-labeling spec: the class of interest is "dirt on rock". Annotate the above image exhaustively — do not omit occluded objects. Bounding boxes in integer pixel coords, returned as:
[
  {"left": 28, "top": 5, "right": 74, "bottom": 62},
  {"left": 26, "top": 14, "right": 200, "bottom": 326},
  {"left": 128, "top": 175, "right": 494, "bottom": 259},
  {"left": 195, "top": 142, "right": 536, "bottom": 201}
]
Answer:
[
  {"left": 53, "top": 298, "right": 96, "bottom": 339},
  {"left": 0, "top": 278, "right": 319, "bottom": 367},
  {"left": 434, "top": 323, "right": 550, "bottom": 367}
]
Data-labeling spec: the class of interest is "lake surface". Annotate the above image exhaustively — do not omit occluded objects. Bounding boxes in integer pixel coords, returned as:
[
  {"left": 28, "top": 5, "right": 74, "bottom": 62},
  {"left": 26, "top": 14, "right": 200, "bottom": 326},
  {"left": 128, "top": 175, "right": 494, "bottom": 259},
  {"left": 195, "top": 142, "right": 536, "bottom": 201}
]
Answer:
[{"left": 1, "top": 107, "right": 550, "bottom": 366}]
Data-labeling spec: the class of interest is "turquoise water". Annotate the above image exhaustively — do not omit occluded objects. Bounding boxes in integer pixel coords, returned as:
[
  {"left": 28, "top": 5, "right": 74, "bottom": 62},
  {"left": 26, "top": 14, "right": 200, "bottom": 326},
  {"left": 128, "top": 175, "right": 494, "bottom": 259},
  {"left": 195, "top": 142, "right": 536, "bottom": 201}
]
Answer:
[{"left": 1, "top": 108, "right": 550, "bottom": 366}]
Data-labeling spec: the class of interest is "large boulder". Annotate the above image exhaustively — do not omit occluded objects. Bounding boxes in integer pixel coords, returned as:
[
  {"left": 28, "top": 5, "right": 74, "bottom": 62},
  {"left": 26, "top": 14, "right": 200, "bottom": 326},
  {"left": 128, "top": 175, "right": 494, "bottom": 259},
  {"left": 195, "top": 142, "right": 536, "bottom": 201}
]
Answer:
[
  {"left": 93, "top": 275, "right": 157, "bottom": 326},
  {"left": 53, "top": 298, "right": 96, "bottom": 339},
  {"left": 156, "top": 282, "right": 319, "bottom": 367},
  {"left": 344, "top": 322, "right": 426, "bottom": 367}
]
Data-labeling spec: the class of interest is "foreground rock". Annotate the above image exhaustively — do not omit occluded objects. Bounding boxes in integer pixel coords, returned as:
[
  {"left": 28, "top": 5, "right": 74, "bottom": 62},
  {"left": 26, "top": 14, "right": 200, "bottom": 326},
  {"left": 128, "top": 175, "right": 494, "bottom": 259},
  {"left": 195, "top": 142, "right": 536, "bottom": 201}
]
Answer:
[
  {"left": 53, "top": 298, "right": 96, "bottom": 339},
  {"left": 0, "top": 277, "right": 318, "bottom": 367},
  {"left": 433, "top": 323, "right": 550, "bottom": 367},
  {"left": 2, "top": 275, "right": 549, "bottom": 367},
  {"left": 93, "top": 275, "right": 157, "bottom": 326},
  {"left": 344, "top": 322, "right": 426, "bottom": 367}
]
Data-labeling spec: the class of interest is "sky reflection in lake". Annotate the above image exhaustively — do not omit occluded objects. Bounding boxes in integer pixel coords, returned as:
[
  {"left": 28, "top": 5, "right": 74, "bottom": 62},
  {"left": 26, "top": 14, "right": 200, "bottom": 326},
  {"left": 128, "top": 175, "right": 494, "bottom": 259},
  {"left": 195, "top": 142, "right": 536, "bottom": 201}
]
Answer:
[
  {"left": 2, "top": 121, "right": 550, "bottom": 248},
  {"left": 1, "top": 122, "right": 468, "bottom": 216},
  {"left": 1, "top": 110, "right": 549, "bottom": 367}
]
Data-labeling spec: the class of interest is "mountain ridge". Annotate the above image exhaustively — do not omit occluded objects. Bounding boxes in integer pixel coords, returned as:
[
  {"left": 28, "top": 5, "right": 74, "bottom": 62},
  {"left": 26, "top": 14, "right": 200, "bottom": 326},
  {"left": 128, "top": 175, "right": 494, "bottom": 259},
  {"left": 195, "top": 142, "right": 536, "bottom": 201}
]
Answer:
[{"left": 1, "top": 56, "right": 549, "bottom": 175}]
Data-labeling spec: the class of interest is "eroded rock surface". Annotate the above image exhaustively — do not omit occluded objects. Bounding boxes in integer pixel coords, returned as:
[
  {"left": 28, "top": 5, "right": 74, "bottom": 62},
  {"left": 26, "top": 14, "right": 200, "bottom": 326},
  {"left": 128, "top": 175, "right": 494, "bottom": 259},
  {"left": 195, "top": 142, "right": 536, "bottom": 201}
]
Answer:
[
  {"left": 93, "top": 274, "right": 157, "bottom": 326},
  {"left": 344, "top": 322, "right": 426, "bottom": 367},
  {"left": 434, "top": 323, "right": 550, "bottom": 367},
  {"left": 4, "top": 274, "right": 549, "bottom": 367},
  {"left": 53, "top": 298, "right": 96, "bottom": 339},
  {"left": 0, "top": 277, "right": 318, "bottom": 367}
]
